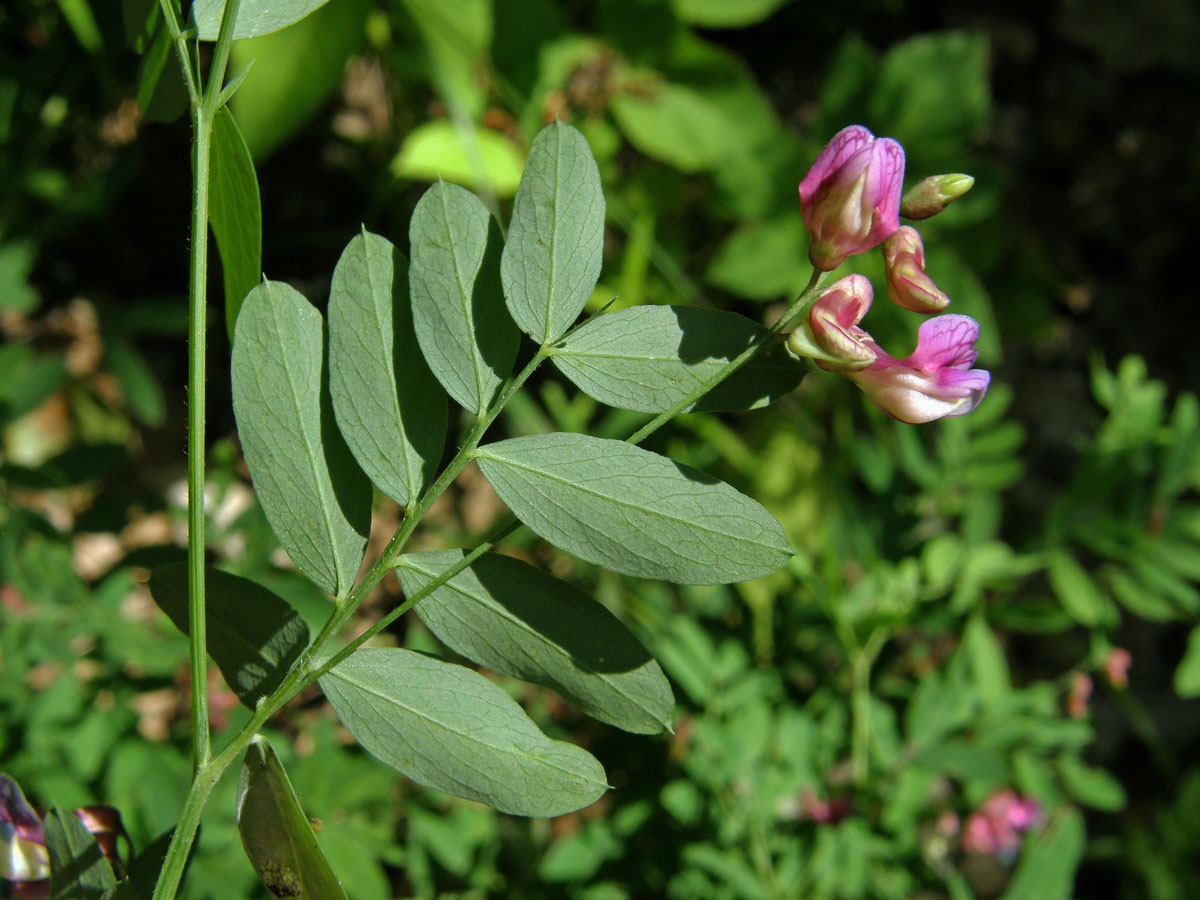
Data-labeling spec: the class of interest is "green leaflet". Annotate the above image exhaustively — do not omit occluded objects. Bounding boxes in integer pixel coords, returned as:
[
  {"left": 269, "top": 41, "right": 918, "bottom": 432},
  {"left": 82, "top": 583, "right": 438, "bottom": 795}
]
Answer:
[
  {"left": 227, "top": 0, "right": 369, "bottom": 159},
  {"left": 549, "top": 305, "right": 804, "bottom": 413},
  {"left": 671, "top": 0, "right": 789, "bottom": 28},
  {"left": 148, "top": 563, "right": 309, "bottom": 709},
  {"left": 395, "top": 550, "right": 674, "bottom": 734},
  {"left": 210, "top": 107, "right": 262, "bottom": 340},
  {"left": 474, "top": 433, "right": 793, "bottom": 584},
  {"left": 327, "top": 231, "right": 447, "bottom": 506},
  {"left": 409, "top": 181, "right": 518, "bottom": 414},
  {"left": 191, "top": 0, "right": 328, "bottom": 40},
  {"left": 237, "top": 737, "right": 349, "bottom": 900},
  {"left": 44, "top": 808, "right": 117, "bottom": 900},
  {"left": 1000, "top": 809, "right": 1085, "bottom": 900},
  {"left": 1046, "top": 551, "right": 1118, "bottom": 628},
  {"left": 501, "top": 121, "right": 605, "bottom": 344},
  {"left": 321, "top": 649, "right": 608, "bottom": 817},
  {"left": 1174, "top": 625, "right": 1200, "bottom": 697},
  {"left": 231, "top": 281, "right": 371, "bottom": 597}
]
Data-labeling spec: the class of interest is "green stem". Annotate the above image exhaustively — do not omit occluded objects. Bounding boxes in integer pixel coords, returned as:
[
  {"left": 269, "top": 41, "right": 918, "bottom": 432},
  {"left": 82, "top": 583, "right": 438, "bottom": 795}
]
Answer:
[
  {"left": 155, "top": 0, "right": 200, "bottom": 104},
  {"left": 185, "top": 99, "right": 211, "bottom": 775},
  {"left": 850, "top": 627, "right": 887, "bottom": 787},
  {"left": 183, "top": 0, "right": 244, "bottom": 782},
  {"left": 154, "top": 0, "right": 243, "bottom": 896},
  {"left": 626, "top": 269, "right": 826, "bottom": 446}
]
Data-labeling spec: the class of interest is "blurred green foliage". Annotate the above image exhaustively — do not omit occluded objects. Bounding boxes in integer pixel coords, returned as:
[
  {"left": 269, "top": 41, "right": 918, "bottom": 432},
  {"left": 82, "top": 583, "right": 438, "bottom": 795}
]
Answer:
[{"left": 3, "top": 0, "right": 1199, "bottom": 898}]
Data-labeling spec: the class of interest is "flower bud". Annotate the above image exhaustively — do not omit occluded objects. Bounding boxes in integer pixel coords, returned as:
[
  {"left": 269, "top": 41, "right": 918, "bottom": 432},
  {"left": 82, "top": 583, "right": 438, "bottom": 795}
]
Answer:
[
  {"left": 1103, "top": 647, "right": 1132, "bottom": 689},
  {"left": 900, "top": 173, "right": 974, "bottom": 220},
  {"left": 845, "top": 315, "right": 990, "bottom": 424},
  {"left": 882, "top": 226, "right": 950, "bottom": 314},
  {"left": 798, "top": 125, "right": 904, "bottom": 271},
  {"left": 786, "top": 275, "right": 878, "bottom": 372}
]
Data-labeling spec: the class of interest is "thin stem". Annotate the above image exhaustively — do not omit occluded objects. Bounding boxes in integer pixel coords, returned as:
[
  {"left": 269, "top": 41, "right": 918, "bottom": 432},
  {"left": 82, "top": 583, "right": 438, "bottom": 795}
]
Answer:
[
  {"left": 626, "top": 269, "right": 826, "bottom": 446},
  {"left": 155, "top": 0, "right": 200, "bottom": 104},
  {"left": 186, "top": 97, "right": 212, "bottom": 773},
  {"left": 155, "top": 0, "right": 243, "bottom": 895},
  {"left": 850, "top": 627, "right": 887, "bottom": 787}
]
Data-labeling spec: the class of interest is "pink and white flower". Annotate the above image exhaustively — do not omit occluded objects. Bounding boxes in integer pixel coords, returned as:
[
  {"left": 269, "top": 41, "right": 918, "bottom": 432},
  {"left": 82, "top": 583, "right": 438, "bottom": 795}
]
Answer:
[
  {"left": 799, "top": 125, "right": 905, "bottom": 271},
  {"left": 787, "top": 275, "right": 877, "bottom": 372},
  {"left": 846, "top": 315, "right": 990, "bottom": 424}
]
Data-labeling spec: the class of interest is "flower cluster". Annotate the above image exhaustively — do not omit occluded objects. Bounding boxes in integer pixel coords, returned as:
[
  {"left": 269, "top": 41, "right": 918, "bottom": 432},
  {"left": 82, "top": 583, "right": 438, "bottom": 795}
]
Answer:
[
  {"left": 788, "top": 125, "right": 988, "bottom": 424},
  {"left": 961, "top": 790, "right": 1044, "bottom": 860}
]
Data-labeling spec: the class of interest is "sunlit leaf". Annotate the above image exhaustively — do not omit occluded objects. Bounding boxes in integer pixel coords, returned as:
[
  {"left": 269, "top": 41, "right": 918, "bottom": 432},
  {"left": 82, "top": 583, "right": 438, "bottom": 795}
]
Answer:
[
  {"left": 231, "top": 280, "right": 371, "bottom": 596},
  {"left": 391, "top": 120, "right": 525, "bottom": 197},
  {"left": 192, "top": 0, "right": 329, "bottom": 40},
  {"left": 321, "top": 649, "right": 608, "bottom": 816},
  {"left": 328, "top": 231, "right": 446, "bottom": 506},
  {"left": 409, "top": 181, "right": 518, "bottom": 414},
  {"left": 474, "top": 433, "right": 793, "bottom": 584},
  {"left": 501, "top": 121, "right": 604, "bottom": 344}
]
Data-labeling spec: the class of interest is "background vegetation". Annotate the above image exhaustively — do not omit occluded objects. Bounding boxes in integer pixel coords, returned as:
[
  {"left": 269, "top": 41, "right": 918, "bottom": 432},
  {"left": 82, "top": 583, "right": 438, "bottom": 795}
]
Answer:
[{"left": 3, "top": 0, "right": 1199, "bottom": 897}]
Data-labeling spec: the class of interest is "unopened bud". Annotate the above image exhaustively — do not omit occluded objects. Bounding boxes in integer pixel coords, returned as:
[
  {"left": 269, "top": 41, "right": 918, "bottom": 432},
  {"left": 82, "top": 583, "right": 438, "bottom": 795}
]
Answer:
[
  {"left": 786, "top": 275, "right": 878, "bottom": 372},
  {"left": 883, "top": 226, "right": 950, "bottom": 314},
  {"left": 900, "top": 174, "right": 974, "bottom": 221}
]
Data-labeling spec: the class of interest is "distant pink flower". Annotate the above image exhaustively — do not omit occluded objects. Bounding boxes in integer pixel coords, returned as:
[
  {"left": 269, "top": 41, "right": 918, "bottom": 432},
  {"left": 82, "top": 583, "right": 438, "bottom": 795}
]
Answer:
[
  {"left": 845, "top": 315, "right": 990, "bottom": 424},
  {"left": 962, "top": 790, "right": 1043, "bottom": 860},
  {"left": 787, "top": 275, "right": 877, "bottom": 371},
  {"left": 1104, "top": 648, "right": 1132, "bottom": 689},
  {"left": 1067, "top": 672, "right": 1093, "bottom": 718},
  {"left": 799, "top": 125, "right": 904, "bottom": 271},
  {"left": 882, "top": 226, "right": 950, "bottom": 313},
  {"left": 801, "top": 790, "right": 852, "bottom": 825}
]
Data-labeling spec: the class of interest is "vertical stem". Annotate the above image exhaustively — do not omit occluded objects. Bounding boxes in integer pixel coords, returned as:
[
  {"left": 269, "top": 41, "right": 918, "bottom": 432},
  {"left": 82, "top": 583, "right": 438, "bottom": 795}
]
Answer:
[
  {"left": 850, "top": 627, "right": 887, "bottom": 786},
  {"left": 187, "top": 100, "right": 212, "bottom": 773}
]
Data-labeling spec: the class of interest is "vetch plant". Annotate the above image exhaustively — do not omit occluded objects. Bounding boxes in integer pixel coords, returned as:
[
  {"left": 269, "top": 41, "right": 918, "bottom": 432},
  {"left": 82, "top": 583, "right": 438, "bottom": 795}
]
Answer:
[{"left": 27, "top": 5, "right": 993, "bottom": 898}]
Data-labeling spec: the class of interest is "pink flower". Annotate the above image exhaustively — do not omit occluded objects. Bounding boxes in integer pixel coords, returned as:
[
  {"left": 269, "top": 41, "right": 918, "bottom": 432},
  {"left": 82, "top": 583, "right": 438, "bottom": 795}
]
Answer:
[
  {"left": 801, "top": 790, "right": 852, "bottom": 825},
  {"left": 962, "top": 790, "right": 1044, "bottom": 860},
  {"left": 1103, "top": 648, "right": 1132, "bottom": 689},
  {"left": 882, "top": 226, "right": 950, "bottom": 314},
  {"left": 799, "top": 125, "right": 904, "bottom": 271},
  {"left": 846, "top": 315, "right": 990, "bottom": 424},
  {"left": 787, "top": 275, "right": 877, "bottom": 371},
  {"left": 1067, "top": 672, "right": 1093, "bottom": 718}
]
